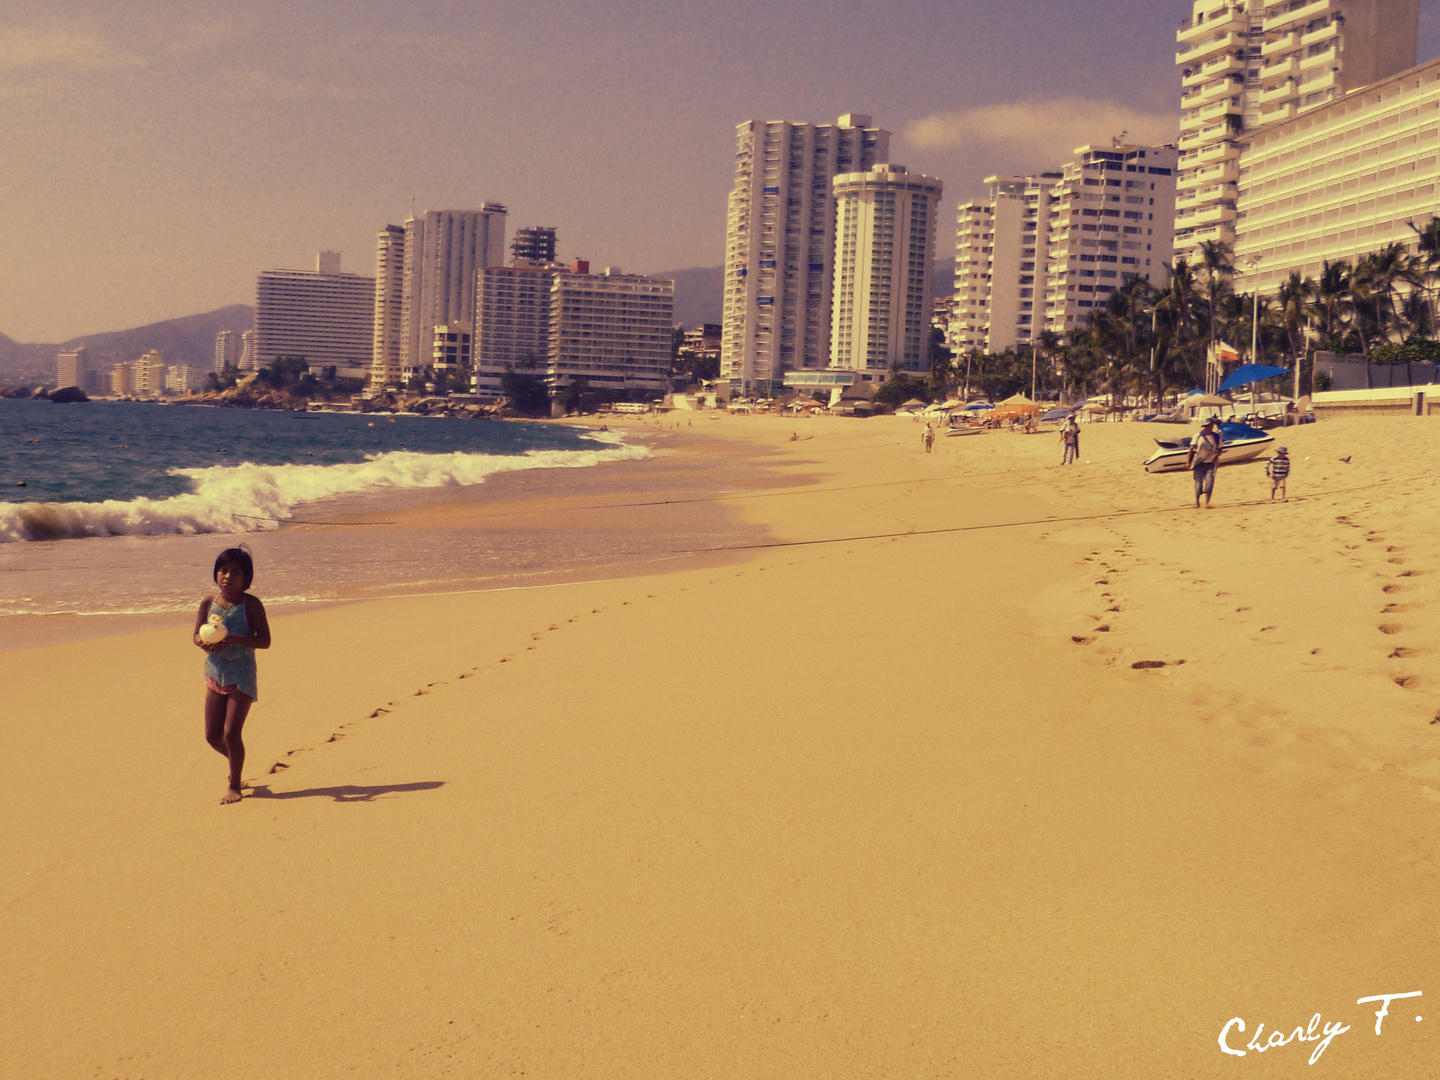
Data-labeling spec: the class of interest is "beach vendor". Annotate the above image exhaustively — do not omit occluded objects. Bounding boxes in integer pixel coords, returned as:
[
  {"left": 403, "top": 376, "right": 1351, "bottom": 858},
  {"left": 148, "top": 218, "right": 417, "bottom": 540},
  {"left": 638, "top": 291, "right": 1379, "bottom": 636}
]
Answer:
[
  {"left": 1267, "top": 445, "right": 1291, "bottom": 502},
  {"left": 1060, "top": 415, "right": 1080, "bottom": 465},
  {"left": 1186, "top": 417, "right": 1223, "bottom": 509},
  {"left": 194, "top": 546, "right": 271, "bottom": 805}
]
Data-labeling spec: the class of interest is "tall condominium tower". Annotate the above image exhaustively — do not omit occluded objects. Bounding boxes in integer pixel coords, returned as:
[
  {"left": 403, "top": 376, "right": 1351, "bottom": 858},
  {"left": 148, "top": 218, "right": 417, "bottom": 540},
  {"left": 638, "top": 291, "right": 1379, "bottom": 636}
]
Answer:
[
  {"left": 1043, "top": 144, "right": 1177, "bottom": 334},
  {"left": 953, "top": 173, "right": 1061, "bottom": 355},
  {"left": 949, "top": 202, "right": 995, "bottom": 355},
  {"left": 370, "top": 224, "right": 406, "bottom": 388},
  {"left": 255, "top": 253, "right": 376, "bottom": 374},
  {"left": 511, "top": 226, "right": 558, "bottom": 264},
  {"left": 239, "top": 329, "right": 257, "bottom": 371},
  {"left": 56, "top": 346, "right": 89, "bottom": 390},
  {"left": 214, "top": 330, "right": 237, "bottom": 374},
  {"left": 721, "top": 114, "right": 889, "bottom": 395},
  {"left": 400, "top": 206, "right": 507, "bottom": 381},
  {"left": 1174, "top": 0, "right": 1418, "bottom": 264},
  {"left": 829, "top": 164, "right": 943, "bottom": 373}
]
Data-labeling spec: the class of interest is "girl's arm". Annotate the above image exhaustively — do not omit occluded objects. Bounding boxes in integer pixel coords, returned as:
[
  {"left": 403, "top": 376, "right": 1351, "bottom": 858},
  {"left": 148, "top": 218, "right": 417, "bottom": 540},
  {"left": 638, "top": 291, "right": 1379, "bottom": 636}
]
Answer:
[{"left": 193, "top": 597, "right": 214, "bottom": 650}]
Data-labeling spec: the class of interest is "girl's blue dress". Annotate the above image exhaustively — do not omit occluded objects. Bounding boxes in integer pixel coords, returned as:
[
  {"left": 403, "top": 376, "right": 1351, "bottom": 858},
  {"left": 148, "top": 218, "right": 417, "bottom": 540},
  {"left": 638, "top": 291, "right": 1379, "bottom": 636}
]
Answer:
[{"left": 204, "top": 596, "right": 258, "bottom": 700}]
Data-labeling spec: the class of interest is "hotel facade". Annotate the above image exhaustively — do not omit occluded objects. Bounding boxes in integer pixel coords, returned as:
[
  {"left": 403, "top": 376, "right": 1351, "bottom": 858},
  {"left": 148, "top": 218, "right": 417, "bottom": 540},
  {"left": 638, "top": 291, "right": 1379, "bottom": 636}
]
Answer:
[
  {"left": 255, "top": 253, "right": 375, "bottom": 376},
  {"left": 1236, "top": 55, "right": 1440, "bottom": 295},
  {"left": 1174, "top": 0, "right": 1418, "bottom": 265}
]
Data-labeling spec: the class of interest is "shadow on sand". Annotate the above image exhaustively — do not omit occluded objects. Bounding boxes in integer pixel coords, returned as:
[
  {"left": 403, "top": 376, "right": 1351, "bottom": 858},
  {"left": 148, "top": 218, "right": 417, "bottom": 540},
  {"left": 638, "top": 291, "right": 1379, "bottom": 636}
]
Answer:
[{"left": 246, "top": 781, "right": 445, "bottom": 803}]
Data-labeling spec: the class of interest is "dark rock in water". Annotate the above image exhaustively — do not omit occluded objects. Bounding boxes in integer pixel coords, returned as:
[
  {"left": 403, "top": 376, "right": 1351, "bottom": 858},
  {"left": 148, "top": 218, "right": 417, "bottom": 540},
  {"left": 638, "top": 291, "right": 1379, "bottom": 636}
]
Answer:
[
  {"left": 49, "top": 386, "right": 90, "bottom": 403},
  {"left": 15, "top": 480, "right": 26, "bottom": 487}
]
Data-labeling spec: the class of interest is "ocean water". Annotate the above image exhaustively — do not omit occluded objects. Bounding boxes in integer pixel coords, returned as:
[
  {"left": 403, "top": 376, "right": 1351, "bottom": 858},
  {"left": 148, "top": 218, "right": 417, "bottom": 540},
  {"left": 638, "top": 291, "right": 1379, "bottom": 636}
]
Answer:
[{"left": 0, "top": 399, "right": 654, "bottom": 617}]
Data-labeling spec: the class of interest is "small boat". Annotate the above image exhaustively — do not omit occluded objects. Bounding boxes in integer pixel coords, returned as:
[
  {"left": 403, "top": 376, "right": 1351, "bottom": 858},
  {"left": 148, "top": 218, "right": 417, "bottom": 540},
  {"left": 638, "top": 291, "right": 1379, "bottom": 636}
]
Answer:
[{"left": 1142, "top": 420, "right": 1275, "bottom": 473}]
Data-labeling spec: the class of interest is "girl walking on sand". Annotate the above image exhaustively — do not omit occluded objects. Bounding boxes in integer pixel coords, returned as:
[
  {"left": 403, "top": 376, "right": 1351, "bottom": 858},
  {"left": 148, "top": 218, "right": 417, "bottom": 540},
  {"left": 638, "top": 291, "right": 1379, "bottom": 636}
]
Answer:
[{"left": 194, "top": 547, "right": 271, "bottom": 804}]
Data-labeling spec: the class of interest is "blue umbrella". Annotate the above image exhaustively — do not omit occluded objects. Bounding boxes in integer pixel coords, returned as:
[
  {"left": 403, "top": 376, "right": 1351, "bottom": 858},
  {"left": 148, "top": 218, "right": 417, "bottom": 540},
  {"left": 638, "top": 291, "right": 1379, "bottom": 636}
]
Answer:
[{"left": 1218, "top": 364, "right": 1290, "bottom": 393}]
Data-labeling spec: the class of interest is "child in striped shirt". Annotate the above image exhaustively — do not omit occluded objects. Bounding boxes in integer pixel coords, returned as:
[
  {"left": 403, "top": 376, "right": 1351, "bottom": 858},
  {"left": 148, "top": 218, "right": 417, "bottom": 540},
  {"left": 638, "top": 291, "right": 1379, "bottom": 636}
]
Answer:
[{"left": 1266, "top": 446, "right": 1291, "bottom": 502}]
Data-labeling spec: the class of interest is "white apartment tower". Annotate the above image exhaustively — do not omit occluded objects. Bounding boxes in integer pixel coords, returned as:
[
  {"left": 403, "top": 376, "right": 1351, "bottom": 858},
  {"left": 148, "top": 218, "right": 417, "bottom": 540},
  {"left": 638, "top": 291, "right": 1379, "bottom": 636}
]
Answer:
[
  {"left": 721, "top": 114, "right": 889, "bottom": 394},
  {"left": 255, "top": 253, "right": 376, "bottom": 375},
  {"left": 400, "top": 206, "right": 507, "bottom": 381},
  {"left": 950, "top": 202, "right": 995, "bottom": 355},
  {"left": 829, "top": 164, "right": 943, "bottom": 373},
  {"left": 1175, "top": 0, "right": 1418, "bottom": 264},
  {"left": 370, "top": 224, "right": 406, "bottom": 388},
  {"left": 953, "top": 173, "right": 1061, "bottom": 355},
  {"left": 214, "top": 331, "right": 237, "bottom": 374},
  {"left": 1044, "top": 144, "right": 1178, "bottom": 333},
  {"left": 238, "top": 330, "right": 257, "bottom": 371},
  {"left": 56, "top": 347, "right": 89, "bottom": 390}
]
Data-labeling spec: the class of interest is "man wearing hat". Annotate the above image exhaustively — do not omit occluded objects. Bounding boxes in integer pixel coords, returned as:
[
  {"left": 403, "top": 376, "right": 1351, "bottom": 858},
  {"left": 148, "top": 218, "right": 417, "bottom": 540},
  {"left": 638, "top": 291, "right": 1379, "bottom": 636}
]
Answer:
[
  {"left": 1266, "top": 445, "right": 1290, "bottom": 502},
  {"left": 1185, "top": 417, "right": 1223, "bottom": 508}
]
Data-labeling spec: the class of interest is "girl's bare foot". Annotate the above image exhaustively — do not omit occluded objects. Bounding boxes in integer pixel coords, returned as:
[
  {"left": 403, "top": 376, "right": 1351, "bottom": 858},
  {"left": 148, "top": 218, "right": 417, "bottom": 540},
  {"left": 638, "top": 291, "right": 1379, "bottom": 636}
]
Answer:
[{"left": 221, "top": 786, "right": 243, "bottom": 805}]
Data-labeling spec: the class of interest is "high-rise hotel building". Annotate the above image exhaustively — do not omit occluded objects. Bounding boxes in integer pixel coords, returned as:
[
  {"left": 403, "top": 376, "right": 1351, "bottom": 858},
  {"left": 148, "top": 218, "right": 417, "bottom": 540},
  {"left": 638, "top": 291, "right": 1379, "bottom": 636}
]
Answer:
[
  {"left": 952, "top": 173, "right": 1060, "bottom": 355},
  {"left": 370, "top": 224, "right": 406, "bottom": 388},
  {"left": 399, "top": 207, "right": 507, "bottom": 381},
  {"left": 1044, "top": 144, "right": 1178, "bottom": 333},
  {"left": 829, "top": 164, "right": 943, "bottom": 373},
  {"left": 255, "top": 253, "right": 375, "bottom": 375},
  {"left": 721, "top": 114, "right": 889, "bottom": 395},
  {"left": 1175, "top": 0, "right": 1418, "bottom": 264}
]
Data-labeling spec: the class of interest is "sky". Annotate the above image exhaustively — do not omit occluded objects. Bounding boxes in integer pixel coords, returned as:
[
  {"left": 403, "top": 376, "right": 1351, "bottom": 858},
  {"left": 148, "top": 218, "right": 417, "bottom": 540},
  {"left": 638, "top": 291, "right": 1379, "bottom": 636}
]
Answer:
[{"left": 3, "top": 0, "right": 1440, "bottom": 343}]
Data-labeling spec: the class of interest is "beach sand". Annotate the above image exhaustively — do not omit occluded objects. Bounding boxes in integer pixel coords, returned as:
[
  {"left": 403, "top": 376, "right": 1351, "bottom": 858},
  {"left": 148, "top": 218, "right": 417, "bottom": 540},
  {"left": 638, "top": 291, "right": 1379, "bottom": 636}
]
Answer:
[{"left": 4, "top": 411, "right": 1439, "bottom": 1076}]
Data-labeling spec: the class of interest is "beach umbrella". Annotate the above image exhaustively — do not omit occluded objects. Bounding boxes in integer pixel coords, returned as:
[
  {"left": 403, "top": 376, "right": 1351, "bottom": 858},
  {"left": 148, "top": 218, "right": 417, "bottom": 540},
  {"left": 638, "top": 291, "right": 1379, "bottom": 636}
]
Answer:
[
  {"left": 1218, "top": 364, "right": 1290, "bottom": 393},
  {"left": 1041, "top": 407, "right": 1075, "bottom": 422},
  {"left": 996, "top": 393, "right": 1038, "bottom": 409},
  {"left": 1188, "top": 393, "right": 1234, "bottom": 407},
  {"left": 963, "top": 401, "right": 993, "bottom": 411}
]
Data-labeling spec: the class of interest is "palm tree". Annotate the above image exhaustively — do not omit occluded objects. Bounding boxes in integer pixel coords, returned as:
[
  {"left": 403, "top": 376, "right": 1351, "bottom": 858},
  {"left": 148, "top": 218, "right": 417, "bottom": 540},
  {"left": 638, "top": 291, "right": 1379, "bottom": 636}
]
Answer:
[
  {"left": 1407, "top": 215, "right": 1440, "bottom": 332},
  {"left": 1276, "top": 271, "right": 1315, "bottom": 394}
]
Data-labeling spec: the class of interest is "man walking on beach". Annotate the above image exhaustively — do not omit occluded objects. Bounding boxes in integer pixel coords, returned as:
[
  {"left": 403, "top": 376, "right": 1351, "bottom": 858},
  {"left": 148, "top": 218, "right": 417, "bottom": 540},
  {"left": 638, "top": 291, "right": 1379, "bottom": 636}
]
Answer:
[
  {"left": 1060, "top": 415, "right": 1080, "bottom": 465},
  {"left": 1186, "top": 416, "right": 1223, "bottom": 508}
]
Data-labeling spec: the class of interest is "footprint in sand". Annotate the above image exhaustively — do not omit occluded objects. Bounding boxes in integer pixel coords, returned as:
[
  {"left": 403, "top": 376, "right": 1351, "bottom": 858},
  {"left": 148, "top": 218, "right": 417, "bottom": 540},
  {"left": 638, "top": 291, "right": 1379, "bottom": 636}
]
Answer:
[
  {"left": 1393, "top": 675, "right": 1419, "bottom": 690},
  {"left": 1379, "top": 624, "right": 1404, "bottom": 635},
  {"left": 1399, "top": 570, "right": 1423, "bottom": 578},
  {"left": 1390, "top": 647, "right": 1420, "bottom": 659},
  {"left": 1071, "top": 635, "right": 1093, "bottom": 645},
  {"left": 369, "top": 707, "right": 390, "bottom": 718},
  {"left": 1383, "top": 584, "right": 1404, "bottom": 594},
  {"left": 1383, "top": 604, "right": 1408, "bottom": 614}
]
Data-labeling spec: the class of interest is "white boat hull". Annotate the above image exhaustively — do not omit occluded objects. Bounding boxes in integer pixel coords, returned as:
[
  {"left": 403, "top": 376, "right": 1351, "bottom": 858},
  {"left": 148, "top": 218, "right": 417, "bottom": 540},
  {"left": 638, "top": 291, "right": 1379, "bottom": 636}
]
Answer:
[{"left": 1143, "top": 434, "right": 1274, "bottom": 473}]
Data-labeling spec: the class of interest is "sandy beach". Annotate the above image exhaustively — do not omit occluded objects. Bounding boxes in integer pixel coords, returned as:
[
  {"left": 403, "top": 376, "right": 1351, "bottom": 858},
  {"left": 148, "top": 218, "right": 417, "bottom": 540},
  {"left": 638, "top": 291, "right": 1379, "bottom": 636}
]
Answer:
[{"left": 5, "top": 411, "right": 1439, "bottom": 1077}]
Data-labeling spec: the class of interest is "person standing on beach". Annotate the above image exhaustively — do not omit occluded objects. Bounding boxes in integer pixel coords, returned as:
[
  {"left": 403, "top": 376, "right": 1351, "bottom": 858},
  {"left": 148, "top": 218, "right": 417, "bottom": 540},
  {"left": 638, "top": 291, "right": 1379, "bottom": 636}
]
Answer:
[
  {"left": 194, "top": 547, "right": 271, "bottom": 804},
  {"left": 1186, "top": 416, "right": 1223, "bottom": 509},
  {"left": 1266, "top": 445, "right": 1290, "bottom": 502},
  {"left": 923, "top": 423, "right": 935, "bottom": 453},
  {"left": 1060, "top": 415, "right": 1080, "bottom": 464}
]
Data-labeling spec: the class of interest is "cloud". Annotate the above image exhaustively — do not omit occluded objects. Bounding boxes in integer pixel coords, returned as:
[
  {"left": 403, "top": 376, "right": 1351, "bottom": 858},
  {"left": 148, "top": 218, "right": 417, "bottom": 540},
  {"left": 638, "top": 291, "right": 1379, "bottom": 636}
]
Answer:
[
  {"left": 0, "top": 23, "right": 144, "bottom": 73},
  {"left": 906, "top": 98, "right": 1180, "bottom": 162},
  {"left": 216, "top": 69, "right": 370, "bottom": 103}
]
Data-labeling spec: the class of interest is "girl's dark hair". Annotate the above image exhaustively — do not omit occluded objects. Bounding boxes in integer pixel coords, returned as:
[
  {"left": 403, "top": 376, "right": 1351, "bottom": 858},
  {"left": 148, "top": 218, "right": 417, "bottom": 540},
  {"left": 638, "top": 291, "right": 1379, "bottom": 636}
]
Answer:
[{"left": 213, "top": 546, "right": 254, "bottom": 589}]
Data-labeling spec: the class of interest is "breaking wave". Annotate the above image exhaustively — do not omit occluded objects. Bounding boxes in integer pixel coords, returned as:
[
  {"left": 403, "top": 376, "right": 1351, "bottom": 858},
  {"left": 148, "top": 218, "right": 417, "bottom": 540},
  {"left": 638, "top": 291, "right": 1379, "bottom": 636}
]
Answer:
[{"left": 0, "top": 438, "right": 650, "bottom": 543}]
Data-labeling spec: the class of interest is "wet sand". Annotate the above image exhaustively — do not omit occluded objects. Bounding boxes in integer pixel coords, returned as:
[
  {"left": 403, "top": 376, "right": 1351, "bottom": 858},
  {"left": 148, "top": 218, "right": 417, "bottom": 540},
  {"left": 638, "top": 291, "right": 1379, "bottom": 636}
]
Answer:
[{"left": 4, "top": 411, "right": 1438, "bottom": 1077}]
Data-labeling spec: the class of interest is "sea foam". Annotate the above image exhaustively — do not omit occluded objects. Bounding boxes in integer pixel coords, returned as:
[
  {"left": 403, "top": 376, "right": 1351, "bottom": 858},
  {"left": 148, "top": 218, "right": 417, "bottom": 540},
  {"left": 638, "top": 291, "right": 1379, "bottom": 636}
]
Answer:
[{"left": 0, "top": 437, "right": 650, "bottom": 543}]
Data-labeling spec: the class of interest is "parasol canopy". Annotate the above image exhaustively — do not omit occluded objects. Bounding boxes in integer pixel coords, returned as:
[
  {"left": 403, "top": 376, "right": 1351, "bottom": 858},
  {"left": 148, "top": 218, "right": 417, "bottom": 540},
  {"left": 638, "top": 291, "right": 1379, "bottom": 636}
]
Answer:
[{"left": 1218, "top": 364, "right": 1291, "bottom": 393}]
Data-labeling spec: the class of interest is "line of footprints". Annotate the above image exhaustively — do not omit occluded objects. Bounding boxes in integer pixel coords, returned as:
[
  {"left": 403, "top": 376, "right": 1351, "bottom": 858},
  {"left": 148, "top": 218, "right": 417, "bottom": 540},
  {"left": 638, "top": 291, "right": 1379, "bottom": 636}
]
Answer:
[
  {"left": 261, "top": 554, "right": 824, "bottom": 779},
  {"left": 1068, "top": 541, "right": 1187, "bottom": 672},
  {"left": 1334, "top": 514, "right": 1432, "bottom": 712}
]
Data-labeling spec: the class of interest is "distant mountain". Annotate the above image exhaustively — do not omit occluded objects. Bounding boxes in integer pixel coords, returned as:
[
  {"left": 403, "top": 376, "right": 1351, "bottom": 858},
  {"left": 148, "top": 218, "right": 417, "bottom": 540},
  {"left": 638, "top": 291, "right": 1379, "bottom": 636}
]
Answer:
[
  {"left": 653, "top": 266, "right": 724, "bottom": 327},
  {"left": 0, "top": 305, "right": 254, "bottom": 384}
]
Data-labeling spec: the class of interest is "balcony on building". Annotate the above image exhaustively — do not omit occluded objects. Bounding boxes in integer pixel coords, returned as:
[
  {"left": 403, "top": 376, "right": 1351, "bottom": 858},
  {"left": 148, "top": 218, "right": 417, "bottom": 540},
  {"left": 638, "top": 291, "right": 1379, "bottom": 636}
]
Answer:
[
  {"left": 1257, "top": 79, "right": 1298, "bottom": 105},
  {"left": 1262, "top": 0, "right": 1335, "bottom": 35},
  {"left": 1177, "top": 6, "right": 1247, "bottom": 46},
  {"left": 1261, "top": 32, "right": 1300, "bottom": 59},
  {"left": 1176, "top": 29, "right": 1246, "bottom": 67},
  {"left": 1259, "top": 55, "right": 1300, "bottom": 84},
  {"left": 1182, "top": 52, "right": 1245, "bottom": 87}
]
